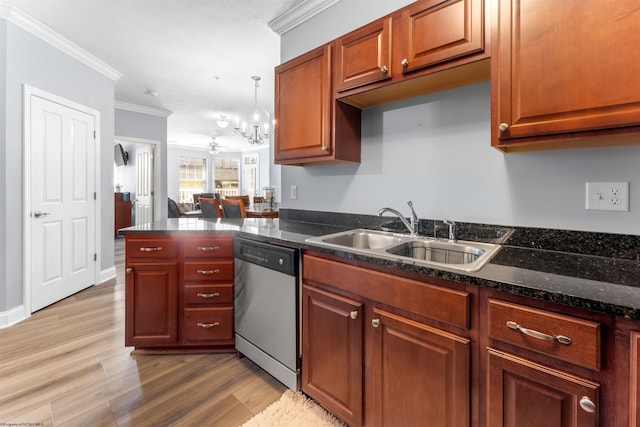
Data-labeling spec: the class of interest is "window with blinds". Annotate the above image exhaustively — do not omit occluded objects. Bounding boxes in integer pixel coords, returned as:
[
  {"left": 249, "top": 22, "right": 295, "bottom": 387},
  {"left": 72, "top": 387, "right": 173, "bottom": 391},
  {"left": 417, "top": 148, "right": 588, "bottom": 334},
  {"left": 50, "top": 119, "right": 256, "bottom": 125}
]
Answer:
[{"left": 179, "top": 156, "right": 206, "bottom": 203}]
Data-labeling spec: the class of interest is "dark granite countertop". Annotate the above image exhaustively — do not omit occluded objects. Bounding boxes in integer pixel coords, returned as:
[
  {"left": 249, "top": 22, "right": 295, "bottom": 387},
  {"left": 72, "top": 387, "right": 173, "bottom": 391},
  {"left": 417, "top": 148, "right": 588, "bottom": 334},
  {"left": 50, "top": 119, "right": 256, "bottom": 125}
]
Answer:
[{"left": 120, "top": 212, "right": 640, "bottom": 320}]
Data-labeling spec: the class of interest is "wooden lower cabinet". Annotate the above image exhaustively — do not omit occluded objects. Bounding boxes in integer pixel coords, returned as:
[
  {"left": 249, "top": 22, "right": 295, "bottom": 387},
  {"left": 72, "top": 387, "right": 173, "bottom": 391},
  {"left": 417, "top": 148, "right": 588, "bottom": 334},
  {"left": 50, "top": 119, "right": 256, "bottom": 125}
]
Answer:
[
  {"left": 302, "top": 285, "right": 364, "bottom": 426},
  {"left": 370, "top": 307, "right": 470, "bottom": 427},
  {"left": 125, "top": 262, "right": 179, "bottom": 347},
  {"left": 302, "top": 253, "right": 471, "bottom": 426},
  {"left": 631, "top": 331, "right": 640, "bottom": 426},
  {"left": 487, "top": 349, "right": 599, "bottom": 427},
  {"left": 124, "top": 233, "right": 235, "bottom": 352}
]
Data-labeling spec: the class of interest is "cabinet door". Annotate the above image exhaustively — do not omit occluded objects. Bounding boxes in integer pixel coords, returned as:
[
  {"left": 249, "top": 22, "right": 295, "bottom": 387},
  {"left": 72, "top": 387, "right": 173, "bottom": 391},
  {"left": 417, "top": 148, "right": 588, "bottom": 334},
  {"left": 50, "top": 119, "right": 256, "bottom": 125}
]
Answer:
[
  {"left": 125, "top": 262, "right": 178, "bottom": 347},
  {"left": 400, "top": 0, "right": 483, "bottom": 74},
  {"left": 275, "top": 45, "right": 332, "bottom": 162},
  {"left": 487, "top": 349, "right": 599, "bottom": 427},
  {"left": 302, "top": 284, "right": 363, "bottom": 426},
  {"left": 370, "top": 307, "right": 470, "bottom": 427},
  {"left": 494, "top": 0, "right": 640, "bottom": 146},
  {"left": 335, "top": 17, "right": 392, "bottom": 92},
  {"left": 632, "top": 331, "right": 640, "bottom": 427}
]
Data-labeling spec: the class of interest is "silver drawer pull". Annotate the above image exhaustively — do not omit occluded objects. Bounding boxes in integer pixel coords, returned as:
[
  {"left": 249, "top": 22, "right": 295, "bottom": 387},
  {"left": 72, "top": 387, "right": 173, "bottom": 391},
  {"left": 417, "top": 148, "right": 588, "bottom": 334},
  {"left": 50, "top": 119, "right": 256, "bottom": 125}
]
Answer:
[
  {"left": 350, "top": 311, "right": 358, "bottom": 320},
  {"left": 197, "top": 322, "right": 220, "bottom": 328},
  {"left": 196, "top": 269, "right": 219, "bottom": 275},
  {"left": 197, "top": 246, "right": 220, "bottom": 252},
  {"left": 506, "top": 321, "right": 572, "bottom": 345},
  {"left": 140, "top": 246, "right": 163, "bottom": 252},
  {"left": 197, "top": 292, "right": 220, "bottom": 298}
]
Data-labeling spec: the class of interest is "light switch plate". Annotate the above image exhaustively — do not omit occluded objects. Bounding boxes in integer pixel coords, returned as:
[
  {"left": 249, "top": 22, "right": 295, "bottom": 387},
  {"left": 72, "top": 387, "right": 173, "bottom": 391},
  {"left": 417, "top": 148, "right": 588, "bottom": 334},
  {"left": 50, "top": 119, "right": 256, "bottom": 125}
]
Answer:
[
  {"left": 290, "top": 185, "right": 297, "bottom": 200},
  {"left": 585, "top": 181, "right": 629, "bottom": 211}
]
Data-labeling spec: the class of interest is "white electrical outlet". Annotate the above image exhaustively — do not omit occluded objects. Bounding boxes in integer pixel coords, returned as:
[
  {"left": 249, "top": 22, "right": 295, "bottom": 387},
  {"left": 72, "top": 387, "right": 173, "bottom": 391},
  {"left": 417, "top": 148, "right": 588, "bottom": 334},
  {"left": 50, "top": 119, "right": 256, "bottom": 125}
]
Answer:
[
  {"left": 290, "top": 185, "right": 297, "bottom": 200},
  {"left": 585, "top": 181, "right": 629, "bottom": 211}
]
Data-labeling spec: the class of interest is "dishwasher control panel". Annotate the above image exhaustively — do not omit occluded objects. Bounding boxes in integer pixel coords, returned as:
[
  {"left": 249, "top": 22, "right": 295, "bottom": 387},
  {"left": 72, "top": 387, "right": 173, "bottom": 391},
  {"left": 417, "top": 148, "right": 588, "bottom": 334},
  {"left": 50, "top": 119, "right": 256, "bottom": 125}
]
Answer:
[{"left": 233, "top": 237, "right": 298, "bottom": 276}]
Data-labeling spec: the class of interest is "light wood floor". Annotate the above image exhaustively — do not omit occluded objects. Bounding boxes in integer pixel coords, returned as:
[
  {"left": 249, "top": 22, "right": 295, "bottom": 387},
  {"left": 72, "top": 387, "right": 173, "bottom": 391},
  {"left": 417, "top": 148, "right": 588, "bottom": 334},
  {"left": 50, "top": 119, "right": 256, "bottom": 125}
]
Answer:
[{"left": 0, "top": 238, "right": 286, "bottom": 426}]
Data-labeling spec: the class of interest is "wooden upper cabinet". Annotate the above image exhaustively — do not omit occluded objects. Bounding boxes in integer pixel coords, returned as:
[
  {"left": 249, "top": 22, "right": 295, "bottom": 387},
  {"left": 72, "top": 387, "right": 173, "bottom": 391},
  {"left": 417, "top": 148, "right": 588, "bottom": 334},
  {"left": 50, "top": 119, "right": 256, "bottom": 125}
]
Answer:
[
  {"left": 493, "top": 0, "right": 640, "bottom": 151},
  {"left": 335, "top": 17, "right": 392, "bottom": 92},
  {"left": 275, "top": 45, "right": 361, "bottom": 165},
  {"left": 399, "top": 0, "right": 484, "bottom": 74}
]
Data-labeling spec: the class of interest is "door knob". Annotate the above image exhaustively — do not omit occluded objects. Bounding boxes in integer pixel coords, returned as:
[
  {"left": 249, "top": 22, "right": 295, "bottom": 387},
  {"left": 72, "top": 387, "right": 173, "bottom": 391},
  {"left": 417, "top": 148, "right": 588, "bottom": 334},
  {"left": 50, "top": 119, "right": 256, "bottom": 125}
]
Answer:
[{"left": 33, "top": 211, "right": 51, "bottom": 218}]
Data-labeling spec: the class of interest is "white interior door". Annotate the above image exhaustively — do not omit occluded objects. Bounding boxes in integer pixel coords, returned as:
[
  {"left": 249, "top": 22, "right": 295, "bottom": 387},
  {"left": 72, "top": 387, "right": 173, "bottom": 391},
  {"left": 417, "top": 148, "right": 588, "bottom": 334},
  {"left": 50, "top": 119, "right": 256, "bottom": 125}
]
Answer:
[
  {"left": 29, "top": 94, "right": 96, "bottom": 312},
  {"left": 135, "top": 145, "right": 154, "bottom": 225}
]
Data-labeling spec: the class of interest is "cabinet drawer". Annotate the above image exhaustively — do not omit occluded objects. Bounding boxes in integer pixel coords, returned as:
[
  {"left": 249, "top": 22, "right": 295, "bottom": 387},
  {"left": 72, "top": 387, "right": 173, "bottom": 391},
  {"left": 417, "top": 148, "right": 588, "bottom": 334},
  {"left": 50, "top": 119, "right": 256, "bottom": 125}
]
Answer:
[
  {"left": 184, "top": 261, "right": 233, "bottom": 281},
  {"left": 183, "top": 236, "right": 233, "bottom": 258},
  {"left": 126, "top": 238, "right": 178, "bottom": 258},
  {"left": 304, "top": 254, "right": 469, "bottom": 329},
  {"left": 182, "top": 307, "right": 234, "bottom": 343},
  {"left": 488, "top": 299, "right": 601, "bottom": 370},
  {"left": 184, "top": 283, "right": 233, "bottom": 305}
]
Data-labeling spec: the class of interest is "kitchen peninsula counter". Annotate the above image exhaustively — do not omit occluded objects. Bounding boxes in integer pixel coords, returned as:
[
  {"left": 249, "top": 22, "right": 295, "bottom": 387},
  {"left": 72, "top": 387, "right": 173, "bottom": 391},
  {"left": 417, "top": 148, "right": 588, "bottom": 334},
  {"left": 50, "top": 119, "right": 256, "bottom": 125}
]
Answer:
[{"left": 120, "top": 215, "right": 640, "bottom": 319}]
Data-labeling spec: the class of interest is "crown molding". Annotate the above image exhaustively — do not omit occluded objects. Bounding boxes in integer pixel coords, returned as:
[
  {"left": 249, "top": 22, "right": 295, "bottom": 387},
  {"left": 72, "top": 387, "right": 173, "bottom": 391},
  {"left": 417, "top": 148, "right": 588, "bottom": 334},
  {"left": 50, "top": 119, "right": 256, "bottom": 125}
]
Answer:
[
  {"left": 268, "top": 0, "right": 342, "bottom": 35},
  {"left": 115, "top": 101, "right": 172, "bottom": 118},
  {"left": 0, "top": 4, "right": 121, "bottom": 81}
]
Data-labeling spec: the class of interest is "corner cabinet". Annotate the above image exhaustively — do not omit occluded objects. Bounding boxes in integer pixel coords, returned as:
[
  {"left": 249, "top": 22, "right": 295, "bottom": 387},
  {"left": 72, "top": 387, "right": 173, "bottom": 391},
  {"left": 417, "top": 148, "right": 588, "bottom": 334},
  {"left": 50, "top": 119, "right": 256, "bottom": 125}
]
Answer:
[
  {"left": 302, "top": 253, "right": 472, "bottom": 426},
  {"left": 492, "top": 0, "right": 640, "bottom": 152},
  {"left": 274, "top": 45, "right": 361, "bottom": 165},
  {"left": 124, "top": 233, "right": 236, "bottom": 352}
]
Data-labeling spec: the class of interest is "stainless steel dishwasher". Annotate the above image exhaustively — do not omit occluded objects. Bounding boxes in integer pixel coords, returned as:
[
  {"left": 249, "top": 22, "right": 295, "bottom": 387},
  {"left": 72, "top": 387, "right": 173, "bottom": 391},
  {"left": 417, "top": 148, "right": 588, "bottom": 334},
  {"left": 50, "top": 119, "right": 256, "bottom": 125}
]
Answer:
[{"left": 233, "top": 236, "right": 300, "bottom": 390}]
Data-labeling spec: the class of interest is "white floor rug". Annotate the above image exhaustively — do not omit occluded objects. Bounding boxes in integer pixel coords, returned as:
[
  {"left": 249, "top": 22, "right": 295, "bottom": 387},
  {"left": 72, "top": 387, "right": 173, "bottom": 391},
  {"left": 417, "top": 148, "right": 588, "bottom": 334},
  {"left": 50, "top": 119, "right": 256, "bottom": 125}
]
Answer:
[{"left": 241, "top": 390, "right": 346, "bottom": 427}]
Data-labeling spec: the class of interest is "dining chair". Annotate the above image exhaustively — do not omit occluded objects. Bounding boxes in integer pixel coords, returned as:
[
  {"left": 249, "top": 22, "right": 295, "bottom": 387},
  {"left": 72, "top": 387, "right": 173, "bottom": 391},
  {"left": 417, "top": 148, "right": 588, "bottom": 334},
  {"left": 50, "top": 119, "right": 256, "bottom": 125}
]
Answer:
[
  {"left": 225, "top": 195, "right": 250, "bottom": 207},
  {"left": 253, "top": 196, "right": 265, "bottom": 204},
  {"left": 221, "top": 198, "right": 247, "bottom": 218},
  {"left": 199, "top": 197, "right": 223, "bottom": 218}
]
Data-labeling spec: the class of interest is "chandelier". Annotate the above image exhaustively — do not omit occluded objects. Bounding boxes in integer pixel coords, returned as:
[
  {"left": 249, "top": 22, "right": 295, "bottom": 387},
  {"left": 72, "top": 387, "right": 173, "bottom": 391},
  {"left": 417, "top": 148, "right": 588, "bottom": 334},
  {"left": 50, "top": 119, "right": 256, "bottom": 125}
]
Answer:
[
  {"left": 208, "top": 137, "right": 219, "bottom": 156},
  {"left": 234, "top": 76, "right": 271, "bottom": 145}
]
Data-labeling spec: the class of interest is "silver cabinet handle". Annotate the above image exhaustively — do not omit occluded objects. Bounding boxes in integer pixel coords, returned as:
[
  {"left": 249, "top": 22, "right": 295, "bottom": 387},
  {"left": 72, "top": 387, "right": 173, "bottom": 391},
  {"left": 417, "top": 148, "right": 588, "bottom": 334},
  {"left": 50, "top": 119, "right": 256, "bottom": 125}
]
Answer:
[
  {"left": 579, "top": 396, "right": 596, "bottom": 413},
  {"left": 197, "top": 292, "right": 220, "bottom": 298},
  {"left": 320, "top": 146, "right": 328, "bottom": 151},
  {"left": 499, "top": 123, "right": 509, "bottom": 132},
  {"left": 372, "top": 318, "right": 380, "bottom": 328},
  {"left": 380, "top": 65, "right": 388, "bottom": 74},
  {"left": 350, "top": 311, "right": 358, "bottom": 320},
  {"left": 140, "top": 247, "right": 163, "bottom": 252},
  {"left": 197, "top": 269, "right": 220, "bottom": 275},
  {"left": 197, "top": 246, "right": 220, "bottom": 252},
  {"left": 506, "top": 321, "right": 572, "bottom": 345},
  {"left": 125, "top": 268, "right": 133, "bottom": 274},
  {"left": 33, "top": 211, "right": 52, "bottom": 218},
  {"left": 197, "top": 322, "right": 220, "bottom": 328},
  {"left": 401, "top": 58, "right": 408, "bottom": 68}
]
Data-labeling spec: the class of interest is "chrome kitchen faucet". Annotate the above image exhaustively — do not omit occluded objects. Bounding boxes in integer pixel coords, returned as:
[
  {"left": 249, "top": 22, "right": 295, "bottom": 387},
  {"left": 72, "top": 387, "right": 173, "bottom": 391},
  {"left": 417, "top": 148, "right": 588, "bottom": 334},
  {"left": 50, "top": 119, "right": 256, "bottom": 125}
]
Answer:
[{"left": 378, "top": 201, "right": 420, "bottom": 236}]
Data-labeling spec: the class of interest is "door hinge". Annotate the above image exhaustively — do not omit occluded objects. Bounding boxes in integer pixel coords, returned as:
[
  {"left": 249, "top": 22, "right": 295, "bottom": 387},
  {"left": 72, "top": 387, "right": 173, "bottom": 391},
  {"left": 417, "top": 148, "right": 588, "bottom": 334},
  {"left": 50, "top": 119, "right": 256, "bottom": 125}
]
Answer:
[
  {"left": 94, "top": 253, "right": 97, "bottom": 261},
  {"left": 93, "top": 130, "right": 96, "bottom": 139},
  {"left": 94, "top": 192, "right": 97, "bottom": 200}
]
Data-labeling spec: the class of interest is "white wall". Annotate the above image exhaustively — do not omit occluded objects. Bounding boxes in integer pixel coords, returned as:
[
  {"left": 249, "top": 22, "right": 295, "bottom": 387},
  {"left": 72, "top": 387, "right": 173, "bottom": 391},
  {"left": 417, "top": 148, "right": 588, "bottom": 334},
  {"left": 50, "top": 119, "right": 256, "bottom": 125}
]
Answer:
[
  {"left": 114, "top": 109, "right": 168, "bottom": 219},
  {"left": 278, "top": 0, "right": 640, "bottom": 235},
  {"left": 1, "top": 20, "right": 116, "bottom": 312}
]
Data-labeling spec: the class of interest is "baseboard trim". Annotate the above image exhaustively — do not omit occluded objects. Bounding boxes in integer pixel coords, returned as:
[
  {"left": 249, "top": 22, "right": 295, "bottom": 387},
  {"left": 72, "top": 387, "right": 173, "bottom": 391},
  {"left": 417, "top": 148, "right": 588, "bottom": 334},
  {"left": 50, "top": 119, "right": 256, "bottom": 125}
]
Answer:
[
  {"left": 0, "top": 304, "right": 29, "bottom": 329},
  {"left": 100, "top": 266, "right": 117, "bottom": 284}
]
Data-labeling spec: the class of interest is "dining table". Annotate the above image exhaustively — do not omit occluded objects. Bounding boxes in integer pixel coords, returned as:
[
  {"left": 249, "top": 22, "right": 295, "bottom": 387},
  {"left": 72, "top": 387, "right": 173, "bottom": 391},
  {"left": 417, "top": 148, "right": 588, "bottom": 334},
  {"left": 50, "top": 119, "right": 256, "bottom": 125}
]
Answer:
[{"left": 183, "top": 203, "right": 279, "bottom": 219}]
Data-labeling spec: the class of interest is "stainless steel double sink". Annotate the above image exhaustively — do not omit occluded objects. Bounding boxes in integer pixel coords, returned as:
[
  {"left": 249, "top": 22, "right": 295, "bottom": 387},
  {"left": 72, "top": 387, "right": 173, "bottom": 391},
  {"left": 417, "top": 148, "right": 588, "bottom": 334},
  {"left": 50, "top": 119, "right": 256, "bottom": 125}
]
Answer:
[{"left": 305, "top": 229, "right": 501, "bottom": 272}]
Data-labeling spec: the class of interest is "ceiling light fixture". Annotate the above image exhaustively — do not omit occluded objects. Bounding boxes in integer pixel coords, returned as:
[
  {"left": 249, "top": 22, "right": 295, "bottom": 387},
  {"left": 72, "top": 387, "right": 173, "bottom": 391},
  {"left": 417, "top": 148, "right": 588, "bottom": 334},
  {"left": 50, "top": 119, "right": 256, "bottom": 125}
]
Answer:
[
  {"left": 208, "top": 137, "right": 219, "bottom": 156},
  {"left": 235, "top": 76, "right": 270, "bottom": 145},
  {"left": 216, "top": 115, "right": 230, "bottom": 128},
  {"left": 144, "top": 90, "right": 159, "bottom": 97}
]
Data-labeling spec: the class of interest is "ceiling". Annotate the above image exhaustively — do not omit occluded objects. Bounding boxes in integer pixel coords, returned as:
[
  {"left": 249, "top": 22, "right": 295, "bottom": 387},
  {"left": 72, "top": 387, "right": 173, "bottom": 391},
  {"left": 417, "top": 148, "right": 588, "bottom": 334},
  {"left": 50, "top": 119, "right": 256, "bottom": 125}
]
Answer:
[{"left": 3, "top": 0, "right": 309, "bottom": 152}]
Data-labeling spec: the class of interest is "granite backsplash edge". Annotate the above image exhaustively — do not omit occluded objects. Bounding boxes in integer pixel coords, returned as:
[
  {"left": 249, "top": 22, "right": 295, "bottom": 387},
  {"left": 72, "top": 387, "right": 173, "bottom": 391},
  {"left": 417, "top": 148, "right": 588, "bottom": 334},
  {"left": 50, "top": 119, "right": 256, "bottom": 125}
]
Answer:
[{"left": 279, "top": 208, "right": 640, "bottom": 262}]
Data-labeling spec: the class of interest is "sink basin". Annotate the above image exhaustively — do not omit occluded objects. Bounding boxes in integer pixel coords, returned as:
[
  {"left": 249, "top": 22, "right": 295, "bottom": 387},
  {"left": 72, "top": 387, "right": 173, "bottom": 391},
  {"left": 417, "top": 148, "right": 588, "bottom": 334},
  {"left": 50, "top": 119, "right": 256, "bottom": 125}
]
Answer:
[
  {"left": 306, "top": 229, "right": 500, "bottom": 272},
  {"left": 386, "top": 240, "right": 486, "bottom": 265},
  {"left": 318, "top": 229, "right": 405, "bottom": 249}
]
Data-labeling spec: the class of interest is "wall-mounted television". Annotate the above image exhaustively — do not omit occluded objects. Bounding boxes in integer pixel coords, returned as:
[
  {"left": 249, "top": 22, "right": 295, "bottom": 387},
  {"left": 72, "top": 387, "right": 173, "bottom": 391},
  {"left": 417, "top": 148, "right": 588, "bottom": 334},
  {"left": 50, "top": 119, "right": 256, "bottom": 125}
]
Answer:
[{"left": 114, "top": 143, "right": 129, "bottom": 166}]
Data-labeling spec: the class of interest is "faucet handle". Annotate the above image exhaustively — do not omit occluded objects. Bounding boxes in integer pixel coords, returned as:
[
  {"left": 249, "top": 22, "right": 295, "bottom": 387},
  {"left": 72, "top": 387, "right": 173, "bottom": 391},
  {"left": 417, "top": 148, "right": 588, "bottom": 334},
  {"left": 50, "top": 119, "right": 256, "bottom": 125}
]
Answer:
[{"left": 443, "top": 219, "right": 457, "bottom": 242}]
